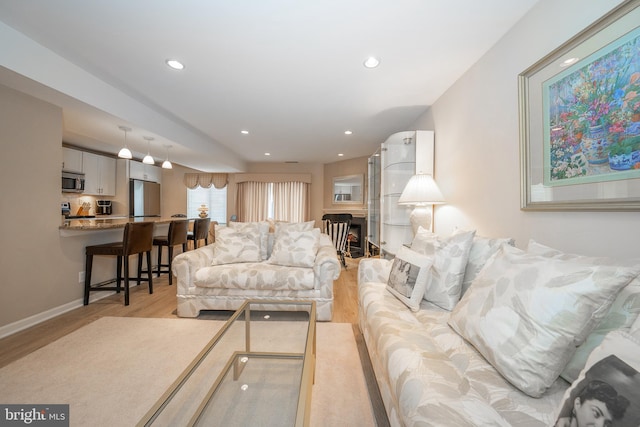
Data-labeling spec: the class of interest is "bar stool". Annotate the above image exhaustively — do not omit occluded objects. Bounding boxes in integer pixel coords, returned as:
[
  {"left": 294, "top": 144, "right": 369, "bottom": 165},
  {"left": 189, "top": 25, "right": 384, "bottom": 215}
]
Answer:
[
  {"left": 187, "top": 217, "right": 211, "bottom": 249},
  {"left": 83, "top": 221, "right": 155, "bottom": 306},
  {"left": 152, "top": 220, "right": 188, "bottom": 285}
]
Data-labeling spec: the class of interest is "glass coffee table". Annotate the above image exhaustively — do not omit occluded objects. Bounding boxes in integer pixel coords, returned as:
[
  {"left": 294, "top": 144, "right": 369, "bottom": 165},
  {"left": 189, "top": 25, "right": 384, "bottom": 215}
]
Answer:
[{"left": 137, "top": 300, "right": 316, "bottom": 427}]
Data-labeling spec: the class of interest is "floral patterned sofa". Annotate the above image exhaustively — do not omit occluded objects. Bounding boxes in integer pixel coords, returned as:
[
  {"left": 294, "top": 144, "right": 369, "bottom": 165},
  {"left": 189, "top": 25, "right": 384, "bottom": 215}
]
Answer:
[
  {"left": 173, "top": 221, "right": 341, "bottom": 321},
  {"left": 358, "top": 228, "right": 640, "bottom": 427}
]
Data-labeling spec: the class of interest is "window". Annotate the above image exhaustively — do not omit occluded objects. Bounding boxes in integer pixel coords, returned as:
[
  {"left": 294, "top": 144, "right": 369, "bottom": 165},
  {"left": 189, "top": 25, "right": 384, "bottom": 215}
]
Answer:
[
  {"left": 236, "top": 181, "right": 309, "bottom": 222},
  {"left": 187, "top": 186, "right": 227, "bottom": 225}
]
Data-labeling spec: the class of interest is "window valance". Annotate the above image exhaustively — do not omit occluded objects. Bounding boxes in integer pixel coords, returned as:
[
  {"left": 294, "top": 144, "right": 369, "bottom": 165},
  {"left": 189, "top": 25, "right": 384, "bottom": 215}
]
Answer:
[
  {"left": 183, "top": 173, "right": 228, "bottom": 189},
  {"left": 234, "top": 173, "right": 312, "bottom": 184}
]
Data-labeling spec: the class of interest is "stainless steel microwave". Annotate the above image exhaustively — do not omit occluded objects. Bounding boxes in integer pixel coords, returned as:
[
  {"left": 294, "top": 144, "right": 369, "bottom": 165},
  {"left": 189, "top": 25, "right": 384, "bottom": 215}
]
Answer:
[{"left": 62, "top": 171, "right": 85, "bottom": 193}]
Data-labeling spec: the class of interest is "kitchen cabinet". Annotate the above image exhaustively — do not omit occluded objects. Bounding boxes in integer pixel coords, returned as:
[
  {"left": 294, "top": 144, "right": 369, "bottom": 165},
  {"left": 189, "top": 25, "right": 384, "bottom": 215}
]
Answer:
[
  {"left": 83, "top": 152, "right": 116, "bottom": 196},
  {"left": 379, "top": 130, "right": 434, "bottom": 258},
  {"left": 129, "top": 160, "right": 161, "bottom": 183},
  {"left": 62, "top": 147, "right": 83, "bottom": 173}
]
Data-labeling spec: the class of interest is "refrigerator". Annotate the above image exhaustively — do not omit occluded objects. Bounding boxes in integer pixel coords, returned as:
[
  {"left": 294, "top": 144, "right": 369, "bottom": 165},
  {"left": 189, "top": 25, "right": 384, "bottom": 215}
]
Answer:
[{"left": 129, "top": 179, "right": 161, "bottom": 217}]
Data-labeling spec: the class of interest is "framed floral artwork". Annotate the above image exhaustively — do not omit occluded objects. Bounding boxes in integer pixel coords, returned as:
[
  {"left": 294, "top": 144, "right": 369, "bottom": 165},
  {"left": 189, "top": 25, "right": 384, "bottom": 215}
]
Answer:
[{"left": 519, "top": 0, "right": 640, "bottom": 210}]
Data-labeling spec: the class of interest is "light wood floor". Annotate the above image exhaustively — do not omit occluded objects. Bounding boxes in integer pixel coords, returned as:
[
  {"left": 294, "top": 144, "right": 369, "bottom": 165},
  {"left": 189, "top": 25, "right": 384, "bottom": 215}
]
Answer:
[{"left": 0, "top": 257, "right": 361, "bottom": 369}]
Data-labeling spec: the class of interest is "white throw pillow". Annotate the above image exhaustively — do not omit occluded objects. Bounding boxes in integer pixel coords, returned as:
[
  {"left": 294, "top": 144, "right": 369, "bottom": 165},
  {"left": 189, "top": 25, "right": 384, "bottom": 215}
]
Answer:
[
  {"left": 268, "top": 228, "right": 320, "bottom": 268},
  {"left": 410, "top": 227, "right": 475, "bottom": 310},
  {"left": 211, "top": 225, "right": 262, "bottom": 265},
  {"left": 553, "top": 331, "right": 640, "bottom": 425},
  {"left": 527, "top": 239, "right": 640, "bottom": 383},
  {"left": 448, "top": 244, "right": 639, "bottom": 398},
  {"left": 631, "top": 315, "right": 640, "bottom": 338},
  {"left": 386, "top": 246, "right": 434, "bottom": 312},
  {"left": 461, "top": 234, "right": 515, "bottom": 296},
  {"left": 228, "top": 221, "right": 270, "bottom": 260},
  {"left": 274, "top": 220, "right": 315, "bottom": 236}
]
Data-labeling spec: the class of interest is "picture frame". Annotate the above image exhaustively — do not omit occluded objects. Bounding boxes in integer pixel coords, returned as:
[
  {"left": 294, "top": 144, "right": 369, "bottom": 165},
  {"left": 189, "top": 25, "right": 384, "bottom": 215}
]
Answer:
[{"left": 519, "top": 0, "right": 640, "bottom": 210}]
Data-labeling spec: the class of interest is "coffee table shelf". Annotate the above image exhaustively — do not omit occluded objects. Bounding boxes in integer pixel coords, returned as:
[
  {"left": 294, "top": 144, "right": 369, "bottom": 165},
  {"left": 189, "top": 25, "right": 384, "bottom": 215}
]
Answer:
[{"left": 137, "top": 300, "right": 316, "bottom": 427}]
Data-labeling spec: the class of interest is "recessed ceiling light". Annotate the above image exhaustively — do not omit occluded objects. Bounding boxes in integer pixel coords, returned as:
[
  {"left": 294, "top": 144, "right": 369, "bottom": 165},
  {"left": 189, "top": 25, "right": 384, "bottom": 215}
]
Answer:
[
  {"left": 166, "top": 59, "right": 185, "bottom": 70},
  {"left": 241, "top": 130, "right": 249, "bottom": 135},
  {"left": 338, "top": 153, "right": 344, "bottom": 157},
  {"left": 264, "top": 152, "right": 270, "bottom": 156},
  {"left": 363, "top": 57, "right": 380, "bottom": 68},
  {"left": 344, "top": 130, "right": 353, "bottom": 135}
]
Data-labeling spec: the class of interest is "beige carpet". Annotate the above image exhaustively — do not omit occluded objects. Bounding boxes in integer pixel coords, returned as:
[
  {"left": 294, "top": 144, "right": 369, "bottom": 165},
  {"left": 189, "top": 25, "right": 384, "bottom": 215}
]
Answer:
[{"left": 0, "top": 317, "right": 375, "bottom": 426}]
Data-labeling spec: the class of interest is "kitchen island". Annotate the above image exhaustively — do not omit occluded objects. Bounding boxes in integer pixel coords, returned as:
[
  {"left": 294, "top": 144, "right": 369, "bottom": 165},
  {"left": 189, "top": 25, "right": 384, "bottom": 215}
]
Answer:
[{"left": 59, "top": 216, "right": 191, "bottom": 236}]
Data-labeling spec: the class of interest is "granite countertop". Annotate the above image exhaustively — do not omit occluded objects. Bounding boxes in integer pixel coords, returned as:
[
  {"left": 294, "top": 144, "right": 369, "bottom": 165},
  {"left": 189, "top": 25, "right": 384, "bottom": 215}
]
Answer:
[{"left": 59, "top": 216, "right": 192, "bottom": 231}]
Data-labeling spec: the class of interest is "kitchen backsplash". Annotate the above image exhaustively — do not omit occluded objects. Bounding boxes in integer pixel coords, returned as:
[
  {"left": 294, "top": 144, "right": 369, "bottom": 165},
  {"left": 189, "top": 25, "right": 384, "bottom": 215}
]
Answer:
[{"left": 61, "top": 194, "right": 123, "bottom": 216}]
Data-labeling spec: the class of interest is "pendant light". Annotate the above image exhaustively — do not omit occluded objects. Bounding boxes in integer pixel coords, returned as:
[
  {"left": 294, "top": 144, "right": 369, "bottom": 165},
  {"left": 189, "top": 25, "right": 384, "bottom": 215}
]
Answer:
[
  {"left": 117, "top": 126, "right": 133, "bottom": 159},
  {"left": 142, "top": 136, "right": 155, "bottom": 165},
  {"left": 162, "top": 144, "right": 173, "bottom": 169}
]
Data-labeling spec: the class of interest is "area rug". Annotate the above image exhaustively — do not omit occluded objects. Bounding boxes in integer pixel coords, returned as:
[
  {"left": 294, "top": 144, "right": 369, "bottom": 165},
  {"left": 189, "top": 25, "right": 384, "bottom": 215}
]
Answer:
[{"left": 0, "top": 317, "right": 375, "bottom": 426}]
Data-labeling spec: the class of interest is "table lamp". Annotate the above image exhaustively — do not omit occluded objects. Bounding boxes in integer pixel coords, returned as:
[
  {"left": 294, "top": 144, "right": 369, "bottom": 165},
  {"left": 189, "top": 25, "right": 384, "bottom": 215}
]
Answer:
[{"left": 398, "top": 173, "right": 445, "bottom": 234}]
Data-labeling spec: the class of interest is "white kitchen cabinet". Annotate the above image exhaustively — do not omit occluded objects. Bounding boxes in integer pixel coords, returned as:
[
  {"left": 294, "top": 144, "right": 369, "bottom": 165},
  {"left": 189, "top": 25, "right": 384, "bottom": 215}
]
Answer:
[
  {"left": 83, "top": 152, "right": 116, "bottom": 196},
  {"left": 129, "top": 160, "right": 161, "bottom": 183},
  {"left": 379, "top": 130, "right": 434, "bottom": 259},
  {"left": 62, "top": 147, "right": 83, "bottom": 173}
]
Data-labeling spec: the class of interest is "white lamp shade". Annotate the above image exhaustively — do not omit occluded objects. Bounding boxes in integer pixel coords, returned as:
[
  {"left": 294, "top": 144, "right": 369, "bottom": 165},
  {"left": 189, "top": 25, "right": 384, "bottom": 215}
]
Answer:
[
  {"left": 142, "top": 154, "right": 154, "bottom": 165},
  {"left": 162, "top": 159, "right": 173, "bottom": 169},
  {"left": 117, "top": 147, "right": 132, "bottom": 159},
  {"left": 398, "top": 174, "right": 445, "bottom": 206}
]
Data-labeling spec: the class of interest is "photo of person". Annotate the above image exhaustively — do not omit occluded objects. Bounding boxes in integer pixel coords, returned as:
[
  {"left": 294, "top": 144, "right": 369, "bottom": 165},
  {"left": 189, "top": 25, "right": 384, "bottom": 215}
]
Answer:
[
  {"left": 554, "top": 355, "right": 640, "bottom": 427},
  {"left": 388, "top": 258, "right": 419, "bottom": 297}
]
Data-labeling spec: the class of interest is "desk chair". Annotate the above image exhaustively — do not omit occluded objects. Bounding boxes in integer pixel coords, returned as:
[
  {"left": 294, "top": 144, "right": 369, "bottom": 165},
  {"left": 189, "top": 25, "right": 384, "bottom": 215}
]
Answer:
[
  {"left": 322, "top": 213, "right": 352, "bottom": 269},
  {"left": 84, "top": 221, "right": 154, "bottom": 306},
  {"left": 153, "top": 220, "right": 188, "bottom": 286},
  {"left": 187, "top": 217, "right": 211, "bottom": 249}
]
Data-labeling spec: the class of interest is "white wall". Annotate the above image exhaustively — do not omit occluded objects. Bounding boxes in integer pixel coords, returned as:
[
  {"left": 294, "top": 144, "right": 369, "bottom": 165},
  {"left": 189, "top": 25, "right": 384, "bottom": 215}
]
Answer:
[{"left": 414, "top": 0, "right": 637, "bottom": 259}]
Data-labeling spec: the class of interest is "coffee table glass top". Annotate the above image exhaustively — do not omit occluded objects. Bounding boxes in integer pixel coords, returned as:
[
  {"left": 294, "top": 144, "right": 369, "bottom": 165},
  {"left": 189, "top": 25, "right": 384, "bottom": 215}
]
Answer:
[{"left": 137, "top": 300, "right": 316, "bottom": 427}]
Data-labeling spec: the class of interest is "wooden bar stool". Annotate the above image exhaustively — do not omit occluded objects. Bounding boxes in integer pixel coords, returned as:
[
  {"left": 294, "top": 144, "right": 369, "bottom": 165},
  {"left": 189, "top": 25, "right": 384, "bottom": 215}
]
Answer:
[
  {"left": 187, "top": 217, "right": 211, "bottom": 249},
  {"left": 152, "top": 220, "right": 188, "bottom": 285},
  {"left": 83, "top": 221, "right": 155, "bottom": 306}
]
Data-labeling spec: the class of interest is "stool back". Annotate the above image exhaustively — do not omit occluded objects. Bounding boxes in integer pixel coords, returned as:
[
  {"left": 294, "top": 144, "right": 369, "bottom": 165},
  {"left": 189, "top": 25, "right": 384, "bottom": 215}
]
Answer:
[
  {"left": 123, "top": 222, "right": 154, "bottom": 256},
  {"left": 193, "top": 218, "right": 211, "bottom": 241},
  {"left": 168, "top": 220, "right": 189, "bottom": 245}
]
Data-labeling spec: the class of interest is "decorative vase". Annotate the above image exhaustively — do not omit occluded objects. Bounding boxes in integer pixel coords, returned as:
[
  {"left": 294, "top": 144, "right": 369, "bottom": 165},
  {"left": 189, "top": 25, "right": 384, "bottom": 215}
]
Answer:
[
  {"left": 580, "top": 125, "right": 610, "bottom": 165},
  {"left": 608, "top": 150, "right": 640, "bottom": 171}
]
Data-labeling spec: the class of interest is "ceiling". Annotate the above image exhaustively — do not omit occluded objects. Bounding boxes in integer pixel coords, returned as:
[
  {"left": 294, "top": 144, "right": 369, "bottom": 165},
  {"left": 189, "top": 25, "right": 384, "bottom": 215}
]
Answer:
[{"left": 0, "top": 0, "right": 538, "bottom": 172}]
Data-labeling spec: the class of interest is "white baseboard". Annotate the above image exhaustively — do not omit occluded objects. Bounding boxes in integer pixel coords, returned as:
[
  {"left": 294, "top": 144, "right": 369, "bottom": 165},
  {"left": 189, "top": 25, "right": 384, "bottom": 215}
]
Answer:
[{"left": 0, "top": 292, "right": 115, "bottom": 339}]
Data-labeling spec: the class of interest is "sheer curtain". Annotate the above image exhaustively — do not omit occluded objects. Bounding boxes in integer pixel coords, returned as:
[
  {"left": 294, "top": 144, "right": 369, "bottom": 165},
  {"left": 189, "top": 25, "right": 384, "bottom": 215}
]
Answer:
[
  {"left": 273, "top": 181, "right": 310, "bottom": 222},
  {"left": 236, "top": 181, "right": 270, "bottom": 222}
]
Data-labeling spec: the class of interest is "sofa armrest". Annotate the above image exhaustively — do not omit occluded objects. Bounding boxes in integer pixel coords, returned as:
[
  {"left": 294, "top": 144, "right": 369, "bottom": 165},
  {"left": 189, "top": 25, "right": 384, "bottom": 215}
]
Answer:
[
  {"left": 172, "top": 245, "right": 215, "bottom": 293},
  {"left": 314, "top": 243, "right": 341, "bottom": 283},
  {"left": 358, "top": 258, "right": 392, "bottom": 285}
]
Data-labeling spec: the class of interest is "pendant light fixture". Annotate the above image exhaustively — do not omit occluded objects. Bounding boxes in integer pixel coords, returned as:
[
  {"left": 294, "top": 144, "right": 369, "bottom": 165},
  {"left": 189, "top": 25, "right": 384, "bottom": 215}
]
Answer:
[
  {"left": 117, "top": 125, "right": 133, "bottom": 159},
  {"left": 142, "top": 136, "right": 155, "bottom": 165},
  {"left": 162, "top": 144, "right": 173, "bottom": 169}
]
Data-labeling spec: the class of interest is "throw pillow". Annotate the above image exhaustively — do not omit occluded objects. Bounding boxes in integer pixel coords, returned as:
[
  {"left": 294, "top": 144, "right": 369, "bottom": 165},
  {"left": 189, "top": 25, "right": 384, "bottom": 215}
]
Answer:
[
  {"left": 274, "top": 220, "right": 315, "bottom": 236},
  {"left": 268, "top": 228, "right": 320, "bottom": 268},
  {"left": 553, "top": 331, "right": 640, "bottom": 426},
  {"left": 410, "top": 227, "right": 475, "bottom": 310},
  {"left": 386, "top": 246, "right": 434, "bottom": 312},
  {"left": 460, "top": 234, "right": 515, "bottom": 296},
  {"left": 228, "top": 221, "right": 270, "bottom": 260},
  {"left": 527, "top": 239, "right": 640, "bottom": 383},
  {"left": 211, "top": 225, "right": 262, "bottom": 265},
  {"left": 448, "top": 244, "right": 639, "bottom": 398},
  {"left": 632, "top": 314, "right": 640, "bottom": 338}
]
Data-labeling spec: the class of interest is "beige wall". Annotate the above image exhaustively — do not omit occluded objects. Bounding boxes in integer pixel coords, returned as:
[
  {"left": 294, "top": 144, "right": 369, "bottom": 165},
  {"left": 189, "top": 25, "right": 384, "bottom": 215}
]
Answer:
[
  {"left": 0, "top": 84, "right": 74, "bottom": 328},
  {"left": 412, "top": 0, "right": 635, "bottom": 259},
  {"left": 323, "top": 156, "right": 369, "bottom": 217}
]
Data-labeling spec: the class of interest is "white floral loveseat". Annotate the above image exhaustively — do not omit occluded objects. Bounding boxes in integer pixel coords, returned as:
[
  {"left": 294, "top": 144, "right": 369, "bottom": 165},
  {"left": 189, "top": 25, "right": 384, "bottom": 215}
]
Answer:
[
  {"left": 173, "top": 221, "right": 341, "bottom": 321},
  {"left": 358, "top": 228, "right": 640, "bottom": 427}
]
